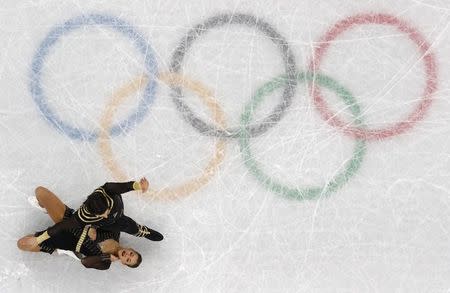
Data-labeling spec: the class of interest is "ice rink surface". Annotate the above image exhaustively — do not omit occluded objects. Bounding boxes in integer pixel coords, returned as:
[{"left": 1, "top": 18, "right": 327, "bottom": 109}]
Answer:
[{"left": 1, "top": 0, "right": 450, "bottom": 292}]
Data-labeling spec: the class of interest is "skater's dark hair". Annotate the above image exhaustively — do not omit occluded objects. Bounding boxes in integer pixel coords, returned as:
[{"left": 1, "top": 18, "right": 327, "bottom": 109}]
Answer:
[
  {"left": 84, "top": 193, "right": 109, "bottom": 215},
  {"left": 127, "top": 250, "right": 142, "bottom": 268}
]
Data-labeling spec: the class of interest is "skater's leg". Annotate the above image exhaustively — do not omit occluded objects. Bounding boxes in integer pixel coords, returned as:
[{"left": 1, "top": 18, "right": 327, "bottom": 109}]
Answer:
[
  {"left": 102, "top": 215, "right": 139, "bottom": 234},
  {"left": 19, "top": 188, "right": 70, "bottom": 253},
  {"left": 17, "top": 235, "right": 41, "bottom": 252},
  {"left": 34, "top": 186, "right": 67, "bottom": 223},
  {"left": 102, "top": 215, "right": 163, "bottom": 241}
]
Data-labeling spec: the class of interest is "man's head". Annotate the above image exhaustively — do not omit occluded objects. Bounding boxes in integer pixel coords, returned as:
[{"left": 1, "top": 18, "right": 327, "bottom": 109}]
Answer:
[
  {"left": 118, "top": 248, "right": 142, "bottom": 268},
  {"left": 84, "top": 193, "right": 110, "bottom": 218}
]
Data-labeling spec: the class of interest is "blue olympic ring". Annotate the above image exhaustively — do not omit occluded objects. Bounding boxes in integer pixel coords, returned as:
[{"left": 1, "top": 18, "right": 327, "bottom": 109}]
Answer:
[{"left": 30, "top": 13, "right": 158, "bottom": 141}]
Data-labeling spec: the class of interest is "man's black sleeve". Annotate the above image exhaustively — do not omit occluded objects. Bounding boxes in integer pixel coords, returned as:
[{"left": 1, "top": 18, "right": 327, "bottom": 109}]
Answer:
[{"left": 102, "top": 181, "right": 136, "bottom": 195}]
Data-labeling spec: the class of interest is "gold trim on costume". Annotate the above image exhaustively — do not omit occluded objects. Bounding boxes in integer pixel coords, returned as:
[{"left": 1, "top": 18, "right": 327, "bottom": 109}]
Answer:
[
  {"left": 76, "top": 226, "right": 90, "bottom": 253},
  {"left": 133, "top": 181, "right": 141, "bottom": 190},
  {"left": 77, "top": 206, "right": 102, "bottom": 223}
]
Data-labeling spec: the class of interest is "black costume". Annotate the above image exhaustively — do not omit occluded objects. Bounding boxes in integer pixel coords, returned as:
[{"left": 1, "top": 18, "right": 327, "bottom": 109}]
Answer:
[
  {"left": 42, "top": 181, "right": 162, "bottom": 241},
  {"left": 36, "top": 207, "right": 119, "bottom": 270}
]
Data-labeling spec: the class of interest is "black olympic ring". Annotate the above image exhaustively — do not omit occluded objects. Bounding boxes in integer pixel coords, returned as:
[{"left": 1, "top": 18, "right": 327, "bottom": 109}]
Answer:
[{"left": 169, "top": 12, "right": 298, "bottom": 138}]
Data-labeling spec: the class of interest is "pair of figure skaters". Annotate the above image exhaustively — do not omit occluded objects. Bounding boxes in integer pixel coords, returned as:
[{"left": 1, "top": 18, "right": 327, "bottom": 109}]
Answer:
[{"left": 17, "top": 178, "right": 163, "bottom": 270}]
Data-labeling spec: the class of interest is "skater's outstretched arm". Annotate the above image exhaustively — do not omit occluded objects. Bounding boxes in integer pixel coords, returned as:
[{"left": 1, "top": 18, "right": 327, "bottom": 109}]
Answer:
[{"left": 102, "top": 178, "right": 149, "bottom": 195}]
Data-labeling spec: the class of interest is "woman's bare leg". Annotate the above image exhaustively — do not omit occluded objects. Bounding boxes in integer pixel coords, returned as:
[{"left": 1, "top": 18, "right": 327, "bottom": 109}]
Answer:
[
  {"left": 34, "top": 186, "right": 66, "bottom": 223},
  {"left": 17, "top": 187, "right": 68, "bottom": 252},
  {"left": 17, "top": 235, "right": 41, "bottom": 252}
]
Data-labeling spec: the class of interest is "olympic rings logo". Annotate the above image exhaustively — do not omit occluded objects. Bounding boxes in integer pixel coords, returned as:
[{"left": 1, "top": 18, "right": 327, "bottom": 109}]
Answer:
[{"left": 29, "top": 12, "right": 438, "bottom": 201}]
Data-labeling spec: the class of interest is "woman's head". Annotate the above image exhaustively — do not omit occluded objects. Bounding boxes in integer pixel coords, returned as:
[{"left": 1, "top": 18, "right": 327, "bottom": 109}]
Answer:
[{"left": 118, "top": 248, "right": 142, "bottom": 268}]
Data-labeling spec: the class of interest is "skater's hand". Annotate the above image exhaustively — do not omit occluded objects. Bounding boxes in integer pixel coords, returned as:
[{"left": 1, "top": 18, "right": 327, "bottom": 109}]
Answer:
[
  {"left": 110, "top": 254, "right": 119, "bottom": 262},
  {"left": 139, "top": 177, "right": 149, "bottom": 193},
  {"left": 88, "top": 227, "right": 97, "bottom": 241}
]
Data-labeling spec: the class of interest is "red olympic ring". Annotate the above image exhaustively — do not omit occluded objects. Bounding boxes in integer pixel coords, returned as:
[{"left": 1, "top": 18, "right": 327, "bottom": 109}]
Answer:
[{"left": 308, "top": 13, "right": 438, "bottom": 141}]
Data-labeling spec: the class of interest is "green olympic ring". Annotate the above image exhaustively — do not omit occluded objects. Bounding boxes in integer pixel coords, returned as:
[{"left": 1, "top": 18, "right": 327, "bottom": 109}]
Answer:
[{"left": 239, "top": 72, "right": 367, "bottom": 200}]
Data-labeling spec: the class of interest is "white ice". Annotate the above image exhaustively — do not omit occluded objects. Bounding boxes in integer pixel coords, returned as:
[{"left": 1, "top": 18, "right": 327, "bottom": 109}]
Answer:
[{"left": 1, "top": 0, "right": 450, "bottom": 292}]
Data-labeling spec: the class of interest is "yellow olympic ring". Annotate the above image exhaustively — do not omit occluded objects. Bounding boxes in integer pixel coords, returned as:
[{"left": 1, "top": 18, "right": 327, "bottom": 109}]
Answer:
[{"left": 98, "top": 73, "right": 227, "bottom": 200}]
